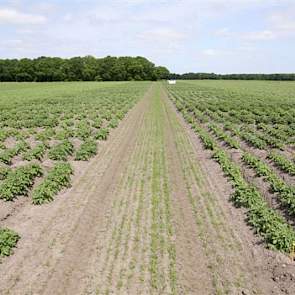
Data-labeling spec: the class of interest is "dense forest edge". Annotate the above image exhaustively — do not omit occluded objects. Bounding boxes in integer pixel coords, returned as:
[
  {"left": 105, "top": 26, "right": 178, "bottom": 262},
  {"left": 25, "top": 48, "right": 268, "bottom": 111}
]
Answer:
[
  {"left": 168, "top": 72, "right": 295, "bottom": 81},
  {"left": 0, "top": 56, "right": 170, "bottom": 82},
  {"left": 0, "top": 55, "right": 294, "bottom": 82}
]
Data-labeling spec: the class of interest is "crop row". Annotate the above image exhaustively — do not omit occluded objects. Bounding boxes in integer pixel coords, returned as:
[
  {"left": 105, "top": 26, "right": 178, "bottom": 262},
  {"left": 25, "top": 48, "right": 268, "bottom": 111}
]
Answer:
[
  {"left": 32, "top": 162, "right": 73, "bottom": 205},
  {"left": 0, "top": 82, "right": 150, "bottom": 257},
  {"left": 75, "top": 140, "right": 97, "bottom": 161},
  {"left": 0, "top": 141, "right": 29, "bottom": 165},
  {"left": 267, "top": 152, "right": 295, "bottom": 176},
  {"left": 214, "top": 148, "right": 295, "bottom": 252},
  {"left": 168, "top": 81, "right": 295, "bottom": 152},
  {"left": 194, "top": 124, "right": 295, "bottom": 252},
  {"left": 168, "top": 82, "right": 295, "bottom": 253},
  {"left": 208, "top": 123, "right": 240, "bottom": 149},
  {"left": 242, "top": 152, "right": 295, "bottom": 215},
  {"left": 0, "top": 163, "right": 42, "bottom": 201}
]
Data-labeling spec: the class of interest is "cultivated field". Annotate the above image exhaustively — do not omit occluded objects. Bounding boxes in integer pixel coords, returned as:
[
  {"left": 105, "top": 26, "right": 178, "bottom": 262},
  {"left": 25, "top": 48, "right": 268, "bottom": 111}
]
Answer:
[{"left": 1, "top": 81, "right": 295, "bottom": 294}]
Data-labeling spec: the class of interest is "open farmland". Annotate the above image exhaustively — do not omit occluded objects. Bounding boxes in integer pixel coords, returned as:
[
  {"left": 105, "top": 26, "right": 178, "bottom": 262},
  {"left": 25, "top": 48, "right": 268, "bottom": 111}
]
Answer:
[
  {"left": 0, "top": 81, "right": 148, "bottom": 251},
  {"left": 1, "top": 81, "right": 295, "bottom": 294}
]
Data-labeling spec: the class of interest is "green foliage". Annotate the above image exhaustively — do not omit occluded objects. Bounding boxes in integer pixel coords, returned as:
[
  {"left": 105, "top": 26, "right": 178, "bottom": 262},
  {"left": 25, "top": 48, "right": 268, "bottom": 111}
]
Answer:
[
  {"left": 0, "top": 56, "right": 169, "bottom": 82},
  {"left": 32, "top": 162, "right": 73, "bottom": 204},
  {"left": 242, "top": 153, "right": 272, "bottom": 177},
  {"left": 192, "top": 124, "right": 216, "bottom": 150},
  {"left": 0, "top": 164, "right": 43, "bottom": 201},
  {"left": 15, "top": 140, "right": 30, "bottom": 153},
  {"left": 48, "top": 140, "right": 74, "bottom": 161},
  {"left": 92, "top": 117, "right": 103, "bottom": 129},
  {"left": 268, "top": 152, "right": 295, "bottom": 176},
  {"left": 35, "top": 128, "right": 55, "bottom": 141},
  {"left": 23, "top": 143, "right": 47, "bottom": 161},
  {"left": 0, "top": 148, "right": 17, "bottom": 165},
  {"left": 94, "top": 128, "right": 109, "bottom": 140},
  {"left": 208, "top": 123, "right": 240, "bottom": 149},
  {"left": 0, "top": 166, "right": 10, "bottom": 180},
  {"left": 240, "top": 131, "right": 267, "bottom": 149},
  {"left": 169, "top": 81, "right": 295, "bottom": 253},
  {"left": 0, "top": 82, "right": 148, "bottom": 211},
  {"left": 0, "top": 140, "right": 29, "bottom": 165},
  {"left": 242, "top": 152, "right": 295, "bottom": 215},
  {"left": 0, "top": 142, "right": 5, "bottom": 149},
  {"left": 55, "top": 128, "right": 73, "bottom": 140},
  {"left": 213, "top": 149, "right": 295, "bottom": 252},
  {"left": 75, "top": 140, "right": 97, "bottom": 161},
  {"left": 154, "top": 66, "right": 170, "bottom": 80},
  {"left": 108, "top": 118, "right": 119, "bottom": 129},
  {"left": 75, "top": 121, "right": 92, "bottom": 140},
  {"left": 0, "top": 228, "right": 20, "bottom": 256},
  {"left": 0, "top": 130, "right": 8, "bottom": 141},
  {"left": 169, "top": 72, "right": 295, "bottom": 81}
]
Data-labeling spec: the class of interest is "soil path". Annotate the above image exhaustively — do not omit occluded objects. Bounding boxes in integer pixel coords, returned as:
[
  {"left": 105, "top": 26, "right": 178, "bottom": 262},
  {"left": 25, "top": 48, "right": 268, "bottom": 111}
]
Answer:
[{"left": 0, "top": 83, "right": 292, "bottom": 294}]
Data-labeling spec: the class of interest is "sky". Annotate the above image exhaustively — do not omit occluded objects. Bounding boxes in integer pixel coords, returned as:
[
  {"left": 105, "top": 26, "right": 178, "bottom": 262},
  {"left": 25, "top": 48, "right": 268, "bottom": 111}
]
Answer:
[{"left": 0, "top": 0, "right": 294, "bottom": 73}]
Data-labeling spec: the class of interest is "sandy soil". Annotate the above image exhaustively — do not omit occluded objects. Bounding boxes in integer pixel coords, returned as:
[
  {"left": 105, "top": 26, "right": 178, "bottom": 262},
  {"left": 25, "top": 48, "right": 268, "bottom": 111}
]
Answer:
[{"left": 0, "top": 83, "right": 294, "bottom": 294}]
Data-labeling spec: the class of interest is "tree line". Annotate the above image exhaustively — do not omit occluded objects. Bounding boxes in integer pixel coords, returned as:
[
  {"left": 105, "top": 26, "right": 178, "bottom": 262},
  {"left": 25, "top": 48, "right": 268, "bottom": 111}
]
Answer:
[
  {"left": 169, "top": 72, "right": 295, "bottom": 81},
  {"left": 0, "top": 56, "right": 294, "bottom": 82},
  {"left": 0, "top": 56, "right": 170, "bottom": 82}
]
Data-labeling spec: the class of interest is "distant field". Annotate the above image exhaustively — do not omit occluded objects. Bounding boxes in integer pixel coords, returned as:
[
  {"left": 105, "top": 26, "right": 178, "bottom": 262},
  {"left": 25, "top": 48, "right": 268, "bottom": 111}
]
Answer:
[
  {"left": 0, "top": 81, "right": 131, "bottom": 106},
  {"left": 172, "top": 79, "right": 295, "bottom": 99},
  {"left": 1, "top": 80, "right": 295, "bottom": 294}
]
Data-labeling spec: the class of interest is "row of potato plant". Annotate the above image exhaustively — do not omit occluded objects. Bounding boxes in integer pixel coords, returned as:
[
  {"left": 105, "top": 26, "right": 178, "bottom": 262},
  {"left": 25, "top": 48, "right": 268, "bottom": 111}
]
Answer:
[
  {"left": 0, "top": 82, "right": 150, "bottom": 256},
  {"left": 168, "top": 81, "right": 295, "bottom": 253}
]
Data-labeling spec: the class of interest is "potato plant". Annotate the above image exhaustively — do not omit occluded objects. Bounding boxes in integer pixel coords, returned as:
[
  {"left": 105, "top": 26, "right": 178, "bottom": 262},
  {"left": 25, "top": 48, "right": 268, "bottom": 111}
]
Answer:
[
  {"left": 267, "top": 152, "right": 295, "bottom": 176},
  {"left": 0, "top": 82, "right": 148, "bottom": 205},
  {"left": 0, "top": 166, "right": 10, "bottom": 180},
  {"left": 0, "top": 228, "right": 20, "bottom": 256},
  {"left": 32, "top": 162, "right": 73, "bottom": 204},
  {"left": 168, "top": 80, "right": 295, "bottom": 253},
  {"left": 208, "top": 123, "right": 240, "bottom": 149},
  {"left": 0, "top": 141, "right": 29, "bottom": 165},
  {"left": 0, "top": 82, "right": 149, "bottom": 256},
  {"left": 242, "top": 152, "right": 295, "bottom": 215},
  {"left": 75, "top": 139, "right": 97, "bottom": 161},
  {"left": 0, "top": 164, "right": 42, "bottom": 201},
  {"left": 95, "top": 128, "right": 109, "bottom": 140},
  {"left": 48, "top": 140, "right": 74, "bottom": 161},
  {"left": 23, "top": 143, "right": 48, "bottom": 161}
]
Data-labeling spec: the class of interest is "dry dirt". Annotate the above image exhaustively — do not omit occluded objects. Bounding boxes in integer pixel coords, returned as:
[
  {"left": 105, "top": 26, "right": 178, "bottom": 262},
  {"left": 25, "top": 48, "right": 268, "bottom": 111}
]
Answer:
[{"left": 0, "top": 82, "right": 294, "bottom": 294}]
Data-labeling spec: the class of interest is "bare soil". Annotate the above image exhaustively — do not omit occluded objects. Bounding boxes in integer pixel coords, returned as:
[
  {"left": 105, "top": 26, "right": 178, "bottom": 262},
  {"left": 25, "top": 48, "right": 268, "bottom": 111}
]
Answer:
[{"left": 0, "top": 83, "right": 294, "bottom": 294}]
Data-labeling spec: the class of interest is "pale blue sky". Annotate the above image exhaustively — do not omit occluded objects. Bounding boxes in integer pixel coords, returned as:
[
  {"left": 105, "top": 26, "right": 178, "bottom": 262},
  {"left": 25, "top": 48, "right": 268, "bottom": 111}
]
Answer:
[{"left": 0, "top": 0, "right": 294, "bottom": 73}]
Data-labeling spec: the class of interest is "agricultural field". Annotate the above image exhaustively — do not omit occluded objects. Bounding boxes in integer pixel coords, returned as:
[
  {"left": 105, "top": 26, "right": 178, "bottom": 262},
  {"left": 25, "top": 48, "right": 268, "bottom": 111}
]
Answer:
[
  {"left": 1, "top": 80, "right": 295, "bottom": 294},
  {"left": 167, "top": 80, "right": 295, "bottom": 250},
  {"left": 0, "top": 81, "right": 148, "bottom": 252}
]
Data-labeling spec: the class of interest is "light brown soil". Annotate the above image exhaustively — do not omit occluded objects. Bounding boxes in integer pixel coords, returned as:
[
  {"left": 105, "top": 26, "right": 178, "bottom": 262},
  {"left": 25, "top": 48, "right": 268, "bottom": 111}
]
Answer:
[
  {"left": 0, "top": 83, "right": 294, "bottom": 294},
  {"left": 238, "top": 140, "right": 295, "bottom": 187},
  {"left": 163, "top": 87, "right": 295, "bottom": 294},
  {"left": 208, "top": 121, "right": 295, "bottom": 228}
]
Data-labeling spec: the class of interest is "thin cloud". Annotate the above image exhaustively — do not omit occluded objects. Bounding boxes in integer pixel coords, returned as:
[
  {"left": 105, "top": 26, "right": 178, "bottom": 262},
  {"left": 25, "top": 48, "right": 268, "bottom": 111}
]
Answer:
[
  {"left": 202, "top": 49, "right": 219, "bottom": 56},
  {"left": 269, "top": 9, "right": 295, "bottom": 33},
  {"left": 243, "top": 30, "right": 276, "bottom": 41},
  {"left": 138, "top": 28, "right": 186, "bottom": 42},
  {"left": 0, "top": 8, "right": 46, "bottom": 25},
  {"left": 216, "top": 28, "right": 276, "bottom": 41},
  {"left": 202, "top": 48, "right": 233, "bottom": 56}
]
